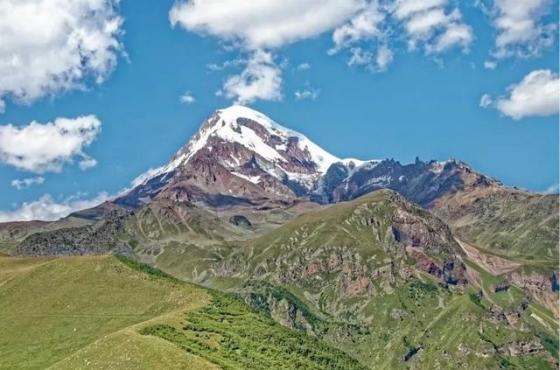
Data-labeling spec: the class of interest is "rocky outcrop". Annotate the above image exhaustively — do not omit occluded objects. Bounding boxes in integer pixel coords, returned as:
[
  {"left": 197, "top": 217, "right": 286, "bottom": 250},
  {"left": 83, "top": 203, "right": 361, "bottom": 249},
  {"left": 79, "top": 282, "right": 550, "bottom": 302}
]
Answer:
[
  {"left": 316, "top": 158, "right": 498, "bottom": 207},
  {"left": 506, "top": 270, "right": 560, "bottom": 317},
  {"left": 229, "top": 215, "right": 252, "bottom": 228},
  {"left": 16, "top": 209, "right": 132, "bottom": 256},
  {"left": 497, "top": 340, "right": 544, "bottom": 356},
  {"left": 493, "top": 281, "right": 510, "bottom": 293}
]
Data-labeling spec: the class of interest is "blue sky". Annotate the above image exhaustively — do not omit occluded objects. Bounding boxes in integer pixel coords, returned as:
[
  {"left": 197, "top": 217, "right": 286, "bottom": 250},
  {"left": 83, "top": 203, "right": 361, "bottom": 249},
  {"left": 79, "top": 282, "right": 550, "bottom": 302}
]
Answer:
[{"left": 0, "top": 0, "right": 558, "bottom": 221}]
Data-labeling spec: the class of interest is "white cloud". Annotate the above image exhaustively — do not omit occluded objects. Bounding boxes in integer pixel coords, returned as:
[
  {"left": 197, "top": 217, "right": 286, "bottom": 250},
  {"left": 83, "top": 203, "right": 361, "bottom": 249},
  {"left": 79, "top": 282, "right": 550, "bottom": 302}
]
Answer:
[
  {"left": 296, "top": 63, "right": 311, "bottom": 71},
  {"left": 170, "top": 0, "right": 474, "bottom": 90},
  {"left": 294, "top": 88, "right": 320, "bottom": 101},
  {"left": 169, "top": 0, "right": 365, "bottom": 50},
  {"left": 78, "top": 157, "right": 98, "bottom": 171},
  {"left": 328, "top": 0, "right": 471, "bottom": 71},
  {"left": 393, "top": 0, "right": 473, "bottom": 53},
  {"left": 169, "top": 1, "right": 368, "bottom": 103},
  {"left": 484, "top": 61, "right": 497, "bottom": 69},
  {"left": 490, "top": 0, "right": 556, "bottom": 58},
  {"left": 0, "top": 115, "right": 101, "bottom": 173},
  {"left": 11, "top": 177, "right": 45, "bottom": 190},
  {"left": 220, "top": 50, "right": 282, "bottom": 104},
  {"left": 329, "top": 2, "right": 393, "bottom": 71},
  {"left": 375, "top": 45, "right": 394, "bottom": 70},
  {"left": 0, "top": 192, "right": 110, "bottom": 222},
  {"left": 348, "top": 44, "right": 393, "bottom": 72},
  {"left": 207, "top": 58, "right": 245, "bottom": 72},
  {"left": 479, "top": 93, "right": 493, "bottom": 108},
  {"left": 180, "top": 91, "right": 195, "bottom": 104},
  {"left": 0, "top": 0, "right": 123, "bottom": 111},
  {"left": 331, "top": 3, "right": 385, "bottom": 52},
  {"left": 481, "top": 69, "right": 559, "bottom": 120}
]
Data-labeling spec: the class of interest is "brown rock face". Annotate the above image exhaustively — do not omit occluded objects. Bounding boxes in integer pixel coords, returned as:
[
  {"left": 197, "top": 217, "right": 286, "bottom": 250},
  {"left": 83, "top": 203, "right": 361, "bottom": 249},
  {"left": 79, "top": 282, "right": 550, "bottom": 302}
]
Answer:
[
  {"left": 497, "top": 340, "right": 544, "bottom": 356},
  {"left": 507, "top": 270, "right": 560, "bottom": 317}
]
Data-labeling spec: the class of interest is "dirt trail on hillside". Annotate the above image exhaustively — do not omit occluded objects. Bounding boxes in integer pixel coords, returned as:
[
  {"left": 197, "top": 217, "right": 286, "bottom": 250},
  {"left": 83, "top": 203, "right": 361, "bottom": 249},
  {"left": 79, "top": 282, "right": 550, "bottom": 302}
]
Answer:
[{"left": 455, "top": 238, "right": 521, "bottom": 276}]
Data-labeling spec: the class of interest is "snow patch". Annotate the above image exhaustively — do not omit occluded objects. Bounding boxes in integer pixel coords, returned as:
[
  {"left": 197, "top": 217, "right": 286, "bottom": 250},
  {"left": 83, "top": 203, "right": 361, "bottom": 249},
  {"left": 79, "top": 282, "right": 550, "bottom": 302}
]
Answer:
[
  {"left": 217, "top": 105, "right": 340, "bottom": 173},
  {"left": 232, "top": 172, "right": 261, "bottom": 184}
]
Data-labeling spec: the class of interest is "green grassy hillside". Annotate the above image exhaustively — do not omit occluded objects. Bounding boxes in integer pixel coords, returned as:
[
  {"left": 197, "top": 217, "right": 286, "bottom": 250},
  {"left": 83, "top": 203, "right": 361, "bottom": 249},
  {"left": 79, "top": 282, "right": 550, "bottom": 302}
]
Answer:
[
  {"left": 0, "top": 255, "right": 212, "bottom": 369},
  {"left": 144, "top": 190, "right": 558, "bottom": 369},
  {"left": 0, "top": 255, "right": 365, "bottom": 370},
  {"left": 433, "top": 187, "right": 559, "bottom": 263}
]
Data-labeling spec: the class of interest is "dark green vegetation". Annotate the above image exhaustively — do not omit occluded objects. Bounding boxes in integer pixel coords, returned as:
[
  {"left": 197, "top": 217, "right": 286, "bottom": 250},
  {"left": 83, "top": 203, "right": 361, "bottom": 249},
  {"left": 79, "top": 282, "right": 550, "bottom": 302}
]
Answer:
[
  {"left": 142, "top": 293, "right": 365, "bottom": 370},
  {"left": 115, "top": 253, "right": 181, "bottom": 281}
]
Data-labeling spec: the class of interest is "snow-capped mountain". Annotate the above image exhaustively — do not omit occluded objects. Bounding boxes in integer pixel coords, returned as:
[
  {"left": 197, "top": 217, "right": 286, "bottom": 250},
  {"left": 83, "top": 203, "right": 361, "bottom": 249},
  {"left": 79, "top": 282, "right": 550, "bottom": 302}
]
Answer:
[{"left": 116, "top": 105, "right": 497, "bottom": 208}]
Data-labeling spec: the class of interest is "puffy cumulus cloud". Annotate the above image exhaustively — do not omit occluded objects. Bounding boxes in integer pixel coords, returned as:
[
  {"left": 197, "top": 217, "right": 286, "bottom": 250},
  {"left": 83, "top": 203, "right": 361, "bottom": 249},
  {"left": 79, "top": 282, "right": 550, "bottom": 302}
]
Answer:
[
  {"left": 481, "top": 70, "right": 559, "bottom": 120},
  {"left": 331, "top": 3, "right": 385, "bottom": 52},
  {"left": 11, "top": 176, "right": 45, "bottom": 190},
  {"left": 490, "top": 0, "right": 556, "bottom": 58},
  {"left": 169, "top": 0, "right": 366, "bottom": 103},
  {"left": 0, "top": 192, "right": 110, "bottom": 222},
  {"left": 393, "top": 0, "right": 472, "bottom": 53},
  {"left": 220, "top": 51, "right": 282, "bottom": 104},
  {"left": 0, "top": 0, "right": 123, "bottom": 110},
  {"left": 169, "top": 0, "right": 364, "bottom": 50},
  {"left": 0, "top": 115, "right": 101, "bottom": 173},
  {"left": 170, "top": 0, "right": 475, "bottom": 99}
]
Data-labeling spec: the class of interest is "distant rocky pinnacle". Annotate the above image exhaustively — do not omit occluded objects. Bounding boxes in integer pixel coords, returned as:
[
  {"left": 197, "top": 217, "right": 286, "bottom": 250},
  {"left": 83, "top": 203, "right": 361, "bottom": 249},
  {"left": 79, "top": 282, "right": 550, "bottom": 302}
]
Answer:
[{"left": 115, "top": 105, "right": 498, "bottom": 209}]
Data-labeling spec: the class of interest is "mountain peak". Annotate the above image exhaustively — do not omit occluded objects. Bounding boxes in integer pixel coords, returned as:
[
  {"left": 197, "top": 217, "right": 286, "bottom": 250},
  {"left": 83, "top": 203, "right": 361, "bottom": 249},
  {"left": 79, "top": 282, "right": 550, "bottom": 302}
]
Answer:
[
  {"left": 129, "top": 106, "right": 342, "bottom": 197},
  {"left": 215, "top": 105, "right": 288, "bottom": 132},
  {"left": 123, "top": 106, "right": 497, "bottom": 209},
  {"left": 168, "top": 105, "right": 341, "bottom": 176}
]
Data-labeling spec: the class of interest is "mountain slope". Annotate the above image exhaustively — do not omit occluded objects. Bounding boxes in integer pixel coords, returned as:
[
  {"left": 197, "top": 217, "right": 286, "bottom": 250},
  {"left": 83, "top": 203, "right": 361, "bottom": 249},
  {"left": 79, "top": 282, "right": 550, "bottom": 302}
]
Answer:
[
  {"left": 146, "top": 190, "right": 467, "bottom": 290},
  {"left": 116, "top": 105, "right": 342, "bottom": 208},
  {"left": 0, "top": 255, "right": 208, "bottom": 369},
  {"left": 144, "top": 190, "right": 558, "bottom": 369},
  {"left": 6, "top": 105, "right": 557, "bottom": 266},
  {"left": 0, "top": 255, "right": 364, "bottom": 370},
  {"left": 433, "top": 186, "right": 559, "bottom": 262},
  {"left": 114, "top": 105, "right": 556, "bottom": 264}
]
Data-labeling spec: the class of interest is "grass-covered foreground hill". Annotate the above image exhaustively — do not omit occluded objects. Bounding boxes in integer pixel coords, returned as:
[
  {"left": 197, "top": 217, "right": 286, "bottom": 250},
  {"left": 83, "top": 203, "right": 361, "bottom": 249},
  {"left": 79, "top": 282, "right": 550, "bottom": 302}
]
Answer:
[{"left": 0, "top": 255, "right": 364, "bottom": 370}]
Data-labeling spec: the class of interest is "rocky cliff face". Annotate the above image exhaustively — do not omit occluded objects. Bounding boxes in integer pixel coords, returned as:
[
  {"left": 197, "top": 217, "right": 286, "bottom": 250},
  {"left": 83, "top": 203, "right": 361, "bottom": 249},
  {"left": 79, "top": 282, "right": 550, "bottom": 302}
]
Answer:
[{"left": 315, "top": 157, "right": 498, "bottom": 207}]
